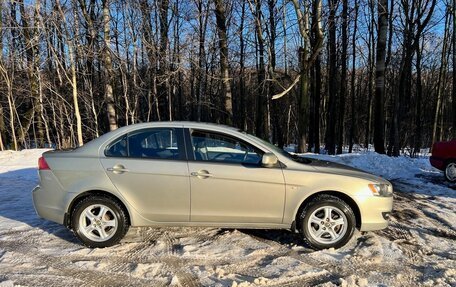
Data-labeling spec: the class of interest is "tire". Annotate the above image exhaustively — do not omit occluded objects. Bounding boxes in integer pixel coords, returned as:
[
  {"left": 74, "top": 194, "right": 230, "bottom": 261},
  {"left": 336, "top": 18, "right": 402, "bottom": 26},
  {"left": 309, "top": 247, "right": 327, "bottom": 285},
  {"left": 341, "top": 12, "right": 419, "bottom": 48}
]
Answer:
[
  {"left": 444, "top": 161, "right": 456, "bottom": 183},
  {"left": 71, "top": 195, "right": 129, "bottom": 248},
  {"left": 299, "top": 195, "right": 356, "bottom": 250}
]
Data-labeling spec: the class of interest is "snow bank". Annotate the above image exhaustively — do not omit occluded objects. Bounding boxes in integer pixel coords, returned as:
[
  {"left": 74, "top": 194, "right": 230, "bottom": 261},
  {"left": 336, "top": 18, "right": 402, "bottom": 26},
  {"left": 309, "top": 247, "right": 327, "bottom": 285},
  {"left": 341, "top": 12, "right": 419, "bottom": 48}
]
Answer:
[
  {"left": 302, "top": 151, "right": 436, "bottom": 181},
  {"left": 0, "top": 149, "right": 50, "bottom": 177}
]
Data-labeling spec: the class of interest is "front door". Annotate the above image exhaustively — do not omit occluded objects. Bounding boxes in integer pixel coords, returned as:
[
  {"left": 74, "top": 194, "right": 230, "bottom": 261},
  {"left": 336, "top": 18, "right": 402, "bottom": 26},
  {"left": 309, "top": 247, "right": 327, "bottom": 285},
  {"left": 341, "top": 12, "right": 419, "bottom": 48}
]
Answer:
[
  {"left": 187, "top": 129, "right": 286, "bottom": 224},
  {"left": 100, "top": 128, "right": 190, "bottom": 222}
]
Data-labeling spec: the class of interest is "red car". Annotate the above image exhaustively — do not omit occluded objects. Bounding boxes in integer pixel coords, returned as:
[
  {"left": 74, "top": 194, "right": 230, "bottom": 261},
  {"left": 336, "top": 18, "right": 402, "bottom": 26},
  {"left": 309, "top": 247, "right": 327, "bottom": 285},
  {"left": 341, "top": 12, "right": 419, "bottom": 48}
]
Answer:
[{"left": 430, "top": 140, "right": 456, "bottom": 182}]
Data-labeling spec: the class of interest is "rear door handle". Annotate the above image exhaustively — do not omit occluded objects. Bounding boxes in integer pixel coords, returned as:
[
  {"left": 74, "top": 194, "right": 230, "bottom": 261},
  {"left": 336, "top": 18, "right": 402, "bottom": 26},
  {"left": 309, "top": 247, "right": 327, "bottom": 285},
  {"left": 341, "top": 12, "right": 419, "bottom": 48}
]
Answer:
[
  {"left": 107, "top": 164, "right": 129, "bottom": 174},
  {"left": 190, "top": 170, "right": 213, "bottom": 178}
]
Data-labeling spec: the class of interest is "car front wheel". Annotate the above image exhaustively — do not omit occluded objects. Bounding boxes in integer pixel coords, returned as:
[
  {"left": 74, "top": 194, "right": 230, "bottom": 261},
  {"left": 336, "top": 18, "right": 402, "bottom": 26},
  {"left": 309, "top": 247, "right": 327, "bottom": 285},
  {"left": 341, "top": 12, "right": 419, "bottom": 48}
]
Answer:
[
  {"left": 444, "top": 161, "right": 456, "bottom": 183},
  {"left": 299, "top": 195, "right": 356, "bottom": 250},
  {"left": 71, "top": 195, "right": 129, "bottom": 248}
]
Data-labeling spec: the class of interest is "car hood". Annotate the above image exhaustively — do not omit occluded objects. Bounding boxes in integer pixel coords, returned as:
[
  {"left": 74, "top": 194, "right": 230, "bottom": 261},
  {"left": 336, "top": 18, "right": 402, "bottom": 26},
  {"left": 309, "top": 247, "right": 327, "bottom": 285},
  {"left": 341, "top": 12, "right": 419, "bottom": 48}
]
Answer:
[{"left": 304, "top": 158, "right": 390, "bottom": 184}]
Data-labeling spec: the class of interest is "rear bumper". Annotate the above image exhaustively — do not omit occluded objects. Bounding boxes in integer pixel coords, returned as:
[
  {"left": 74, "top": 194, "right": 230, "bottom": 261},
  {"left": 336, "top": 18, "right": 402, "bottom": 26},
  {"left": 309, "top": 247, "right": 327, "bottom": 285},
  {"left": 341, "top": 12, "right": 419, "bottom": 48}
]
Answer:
[
  {"left": 358, "top": 195, "right": 393, "bottom": 231},
  {"left": 32, "top": 185, "right": 65, "bottom": 225},
  {"left": 430, "top": 156, "right": 445, "bottom": 170}
]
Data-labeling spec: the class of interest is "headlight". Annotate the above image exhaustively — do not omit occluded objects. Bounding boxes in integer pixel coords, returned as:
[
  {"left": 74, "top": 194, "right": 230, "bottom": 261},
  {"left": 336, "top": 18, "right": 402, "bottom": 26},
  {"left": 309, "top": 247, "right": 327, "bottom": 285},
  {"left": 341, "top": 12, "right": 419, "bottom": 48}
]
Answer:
[{"left": 368, "top": 183, "right": 393, "bottom": 197}]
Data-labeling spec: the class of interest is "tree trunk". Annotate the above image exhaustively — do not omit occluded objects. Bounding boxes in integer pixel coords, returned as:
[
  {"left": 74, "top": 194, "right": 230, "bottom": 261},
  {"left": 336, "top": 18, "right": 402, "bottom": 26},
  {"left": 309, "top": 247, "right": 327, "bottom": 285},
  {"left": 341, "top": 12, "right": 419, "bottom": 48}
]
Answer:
[
  {"left": 196, "top": 0, "right": 209, "bottom": 122},
  {"left": 313, "top": 55, "right": 321, "bottom": 154},
  {"left": 214, "top": 0, "right": 233, "bottom": 124},
  {"left": 336, "top": 0, "right": 348, "bottom": 154},
  {"left": 325, "top": 0, "right": 338, "bottom": 155},
  {"left": 373, "top": 0, "right": 388, "bottom": 154},
  {"left": 0, "top": 65, "right": 18, "bottom": 150},
  {"left": 308, "top": 0, "right": 322, "bottom": 153},
  {"left": 239, "top": 0, "right": 246, "bottom": 129},
  {"left": 102, "top": 0, "right": 117, "bottom": 131},
  {"left": 251, "top": 0, "right": 268, "bottom": 139},
  {"left": 282, "top": 3, "right": 288, "bottom": 75},
  {"left": 413, "top": 37, "right": 423, "bottom": 156},
  {"left": 268, "top": 0, "right": 279, "bottom": 145},
  {"left": 158, "top": 0, "right": 170, "bottom": 120},
  {"left": 0, "top": 5, "right": 5, "bottom": 150},
  {"left": 454, "top": 0, "right": 456, "bottom": 139},
  {"left": 349, "top": 0, "right": 358, "bottom": 153},
  {"left": 0, "top": 104, "right": 4, "bottom": 151}
]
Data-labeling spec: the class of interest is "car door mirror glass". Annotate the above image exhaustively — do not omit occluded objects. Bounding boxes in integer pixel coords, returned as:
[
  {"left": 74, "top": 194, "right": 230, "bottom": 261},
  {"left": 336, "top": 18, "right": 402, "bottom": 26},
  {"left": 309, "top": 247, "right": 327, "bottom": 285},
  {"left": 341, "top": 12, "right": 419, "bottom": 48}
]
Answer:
[{"left": 262, "top": 153, "right": 278, "bottom": 167}]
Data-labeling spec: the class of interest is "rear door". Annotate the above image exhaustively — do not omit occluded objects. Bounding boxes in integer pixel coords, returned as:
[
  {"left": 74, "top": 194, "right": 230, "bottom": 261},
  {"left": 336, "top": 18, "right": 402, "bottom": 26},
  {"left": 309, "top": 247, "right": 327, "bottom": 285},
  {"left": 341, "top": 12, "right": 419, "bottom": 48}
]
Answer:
[
  {"left": 187, "top": 129, "right": 286, "bottom": 224},
  {"left": 100, "top": 128, "right": 190, "bottom": 222}
]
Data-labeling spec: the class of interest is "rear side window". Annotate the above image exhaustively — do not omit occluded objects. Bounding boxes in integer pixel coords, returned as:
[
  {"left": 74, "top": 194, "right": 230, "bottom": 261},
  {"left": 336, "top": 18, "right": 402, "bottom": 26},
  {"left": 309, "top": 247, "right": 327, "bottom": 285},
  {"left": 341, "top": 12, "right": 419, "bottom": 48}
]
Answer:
[
  {"left": 105, "top": 135, "right": 127, "bottom": 157},
  {"left": 128, "top": 128, "right": 181, "bottom": 160},
  {"left": 105, "top": 128, "right": 184, "bottom": 160}
]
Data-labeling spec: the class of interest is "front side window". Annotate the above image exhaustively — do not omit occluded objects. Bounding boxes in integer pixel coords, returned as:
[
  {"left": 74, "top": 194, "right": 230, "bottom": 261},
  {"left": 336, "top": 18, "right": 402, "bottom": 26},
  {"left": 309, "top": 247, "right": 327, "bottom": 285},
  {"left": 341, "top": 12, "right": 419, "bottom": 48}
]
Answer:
[
  {"left": 191, "top": 130, "right": 263, "bottom": 164},
  {"left": 128, "top": 128, "right": 180, "bottom": 159}
]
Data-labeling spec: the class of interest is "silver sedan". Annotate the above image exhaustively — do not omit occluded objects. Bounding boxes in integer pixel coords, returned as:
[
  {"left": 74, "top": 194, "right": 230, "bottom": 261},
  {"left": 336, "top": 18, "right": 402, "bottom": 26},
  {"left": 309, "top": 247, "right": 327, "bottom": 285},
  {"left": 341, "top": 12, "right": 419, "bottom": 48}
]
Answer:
[{"left": 32, "top": 122, "right": 393, "bottom": 249}]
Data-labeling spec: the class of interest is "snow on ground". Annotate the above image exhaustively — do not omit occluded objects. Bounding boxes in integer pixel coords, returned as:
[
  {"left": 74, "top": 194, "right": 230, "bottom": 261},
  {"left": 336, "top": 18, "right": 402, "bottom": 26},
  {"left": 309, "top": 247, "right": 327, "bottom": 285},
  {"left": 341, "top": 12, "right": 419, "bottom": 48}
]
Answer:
[{"left": 0, "top": 149, "right": 455, "bottom": 287}]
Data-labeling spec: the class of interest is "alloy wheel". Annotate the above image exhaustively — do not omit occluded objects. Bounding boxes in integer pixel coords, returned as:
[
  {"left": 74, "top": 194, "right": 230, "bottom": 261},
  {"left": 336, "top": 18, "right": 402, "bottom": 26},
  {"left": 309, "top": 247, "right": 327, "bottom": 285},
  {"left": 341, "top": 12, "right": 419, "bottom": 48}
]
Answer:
[
  {"left": 445, "top": 163, "right": 456, "bottom": 182},
  {"left": 307, "top": 206, "right": 348, "bottom": 245},
  {"left": 78, "top": 204, "right": 118, "bottom": 242}
]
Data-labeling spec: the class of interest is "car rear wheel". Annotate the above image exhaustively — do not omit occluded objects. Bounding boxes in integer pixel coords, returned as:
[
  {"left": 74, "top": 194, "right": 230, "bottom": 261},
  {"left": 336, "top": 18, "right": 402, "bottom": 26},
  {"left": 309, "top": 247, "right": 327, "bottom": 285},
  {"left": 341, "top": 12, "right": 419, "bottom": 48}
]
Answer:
[
  {"left": 71, "top": 195, "right": 129, "bottom": 248},
  {"left": 444, "top": 161, "right": 456, "bottom": 182},
  {"left": 299, "top": 195, "right": 356, "bottom": 250}
]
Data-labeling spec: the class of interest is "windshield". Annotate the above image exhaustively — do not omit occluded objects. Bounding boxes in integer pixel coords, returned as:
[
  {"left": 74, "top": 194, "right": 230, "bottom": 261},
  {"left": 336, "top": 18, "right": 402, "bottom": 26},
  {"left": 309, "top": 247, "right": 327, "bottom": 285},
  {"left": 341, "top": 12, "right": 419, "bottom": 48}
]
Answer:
[{"left": 245, "top": 134, "right": 311, "bottom": 163}]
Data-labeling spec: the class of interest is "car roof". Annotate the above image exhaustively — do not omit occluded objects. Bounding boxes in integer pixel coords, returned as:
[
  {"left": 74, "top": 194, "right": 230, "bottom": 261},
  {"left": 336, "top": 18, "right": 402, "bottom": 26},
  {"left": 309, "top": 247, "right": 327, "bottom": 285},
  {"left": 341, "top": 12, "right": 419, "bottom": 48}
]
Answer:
[
  {"left": 101, "top": 121, "right": 240, "bottom": 132},
  {"left": 73, "top": 121, "right": 246, "bottom": 156},
  {"left": 135, "top": 121, "right": 240, "bottom": 131}
]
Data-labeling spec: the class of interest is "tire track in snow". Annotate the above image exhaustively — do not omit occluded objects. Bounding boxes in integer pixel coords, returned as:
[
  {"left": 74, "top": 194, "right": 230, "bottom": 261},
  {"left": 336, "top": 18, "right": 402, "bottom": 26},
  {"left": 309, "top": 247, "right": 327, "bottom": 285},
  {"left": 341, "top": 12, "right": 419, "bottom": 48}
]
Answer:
[
  {"left": 161, "top": 230, "right": 201, "bottom": 287},
  {"left": 108, "top": 228, "right": 162, "bottom": 273},
  {"left": 0, "top": 230, "right": 166, "bottom": 286}
]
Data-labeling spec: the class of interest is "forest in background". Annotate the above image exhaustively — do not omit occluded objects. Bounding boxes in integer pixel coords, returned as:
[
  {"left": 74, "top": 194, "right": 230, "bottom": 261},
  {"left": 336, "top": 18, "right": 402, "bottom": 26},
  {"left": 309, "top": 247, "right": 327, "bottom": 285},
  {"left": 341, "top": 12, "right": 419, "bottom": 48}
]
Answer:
[{"left": 0, "top": 0, "right": 455, "bottom": 156}]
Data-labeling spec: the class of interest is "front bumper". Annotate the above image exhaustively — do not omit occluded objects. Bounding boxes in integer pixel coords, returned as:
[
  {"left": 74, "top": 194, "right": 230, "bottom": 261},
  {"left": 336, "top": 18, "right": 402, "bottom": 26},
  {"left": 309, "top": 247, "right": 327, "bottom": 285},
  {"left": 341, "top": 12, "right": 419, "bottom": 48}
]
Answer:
[{"left": 358, "top": 195, "right": 393, "bottom": 231}]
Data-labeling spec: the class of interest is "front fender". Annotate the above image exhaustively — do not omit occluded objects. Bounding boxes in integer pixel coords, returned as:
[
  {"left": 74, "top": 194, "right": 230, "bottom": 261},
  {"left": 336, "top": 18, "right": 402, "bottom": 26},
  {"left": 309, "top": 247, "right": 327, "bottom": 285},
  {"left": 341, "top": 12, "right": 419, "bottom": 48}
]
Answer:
[{"left": 282, "top": 170, "right": 372, "bottom": 225}]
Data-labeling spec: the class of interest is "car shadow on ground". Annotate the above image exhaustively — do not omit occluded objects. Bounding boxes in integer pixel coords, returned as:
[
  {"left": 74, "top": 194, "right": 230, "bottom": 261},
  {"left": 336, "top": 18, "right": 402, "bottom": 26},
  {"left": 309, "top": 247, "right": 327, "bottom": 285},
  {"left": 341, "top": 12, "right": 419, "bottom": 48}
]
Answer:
[
  {"left": 238, "top": 229, "right": 315, "bottom": 252},
  {"left": 414, "top": 173, "right": 456, "bottom": 190},
  {"left": 0, "top": 168, "right": 79, "bottom": 245}
]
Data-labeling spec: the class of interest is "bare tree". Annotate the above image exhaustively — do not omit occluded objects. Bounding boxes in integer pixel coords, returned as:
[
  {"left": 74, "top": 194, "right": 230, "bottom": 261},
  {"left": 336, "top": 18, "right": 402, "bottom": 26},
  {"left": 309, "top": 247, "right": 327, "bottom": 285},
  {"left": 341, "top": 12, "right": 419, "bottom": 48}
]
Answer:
[
  {"left": 454, "top": 0, "right": 456, "bottom": 139},
  {"left": 250, "top": 0, "right": 268, "bottom": 139},
  {"left": 349, "top": 0, "right": 359, "bottom": 153},
  {"left": 214, "top": 0, "right": 233, "bottom": 124},
  {"left": 102, "top": 0, "right": 118, "bottom": 131},
  {"left": 374, "top": 0, "right": 388, "bottom": 154},
  {"left": 337, "top": 0, "right": 348, "bottom": 154},
  {"left": 288, "top": 0, "right": 324, "bottom": 153},
  {"left": 55, "top": 0, "right": 84, "bottom": 146},
  {"left": 325, "top": 0, "right": 338, "bottom": 155}
]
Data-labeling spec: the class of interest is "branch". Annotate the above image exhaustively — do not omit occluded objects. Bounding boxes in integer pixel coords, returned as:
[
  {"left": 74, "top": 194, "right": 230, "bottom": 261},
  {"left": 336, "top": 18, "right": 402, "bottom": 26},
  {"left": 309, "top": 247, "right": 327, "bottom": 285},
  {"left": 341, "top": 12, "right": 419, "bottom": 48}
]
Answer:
[{"left": 272, "top": 75, "right": 300, "bottom": 100}]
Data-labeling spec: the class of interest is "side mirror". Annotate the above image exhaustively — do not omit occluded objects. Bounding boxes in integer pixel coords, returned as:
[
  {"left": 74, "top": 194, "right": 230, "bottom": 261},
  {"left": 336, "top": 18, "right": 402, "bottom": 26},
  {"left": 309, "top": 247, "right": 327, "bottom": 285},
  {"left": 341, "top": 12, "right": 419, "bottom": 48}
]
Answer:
[{"left": 262, "top": 153, "right": 278, "bottom": 167}]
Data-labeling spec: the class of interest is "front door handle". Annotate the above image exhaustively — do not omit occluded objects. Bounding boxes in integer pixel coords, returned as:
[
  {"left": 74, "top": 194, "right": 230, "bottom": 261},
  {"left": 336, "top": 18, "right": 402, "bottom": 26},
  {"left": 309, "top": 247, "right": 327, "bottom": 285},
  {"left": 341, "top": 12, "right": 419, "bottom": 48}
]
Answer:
[
  {"left": 107, "top": 164, "right": 129, "bottom": 174},
  {"left": 191, "top": 170, "right": 213, "bottom": 178}
]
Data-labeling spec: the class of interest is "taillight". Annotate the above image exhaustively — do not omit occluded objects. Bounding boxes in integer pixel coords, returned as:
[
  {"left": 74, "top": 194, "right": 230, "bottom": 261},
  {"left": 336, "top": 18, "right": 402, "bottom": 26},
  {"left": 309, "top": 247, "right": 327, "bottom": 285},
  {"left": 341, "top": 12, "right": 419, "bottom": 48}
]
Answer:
[{"left": 38, "top": 156, "right": 50, "bottom": 170}]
